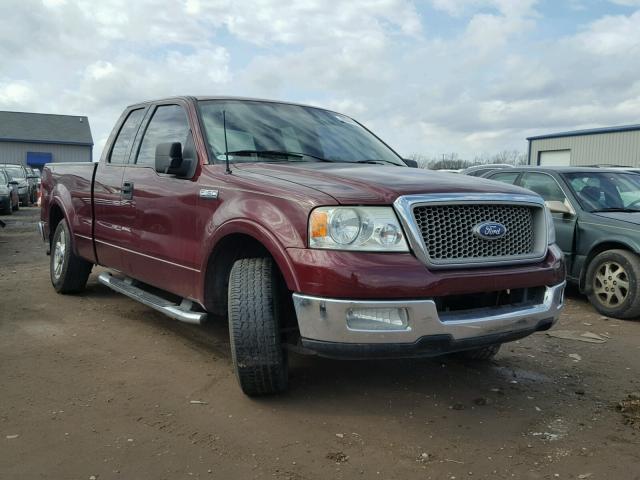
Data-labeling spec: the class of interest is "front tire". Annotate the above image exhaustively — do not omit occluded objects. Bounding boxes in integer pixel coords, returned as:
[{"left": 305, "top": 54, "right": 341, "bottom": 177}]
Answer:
[
  {"left": 586, "top": 249, "right": 640, "bottom": 319},
  {"left": 50, "top": 219, "right": 93, "bottom": 294},
  {"left": 228, "top": 257, "right": 288, "bottom": 396}
]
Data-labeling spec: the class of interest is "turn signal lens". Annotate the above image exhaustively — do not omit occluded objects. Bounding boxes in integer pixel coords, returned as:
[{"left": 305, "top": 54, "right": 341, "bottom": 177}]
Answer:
[{"left": 310, "top": 211, "right": 328, "bottom": 238}]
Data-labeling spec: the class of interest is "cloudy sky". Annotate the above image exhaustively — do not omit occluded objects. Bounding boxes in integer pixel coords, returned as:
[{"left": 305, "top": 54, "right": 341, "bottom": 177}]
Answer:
[{"left": 1, "top": 0, "right": 639, "bottom": 160}]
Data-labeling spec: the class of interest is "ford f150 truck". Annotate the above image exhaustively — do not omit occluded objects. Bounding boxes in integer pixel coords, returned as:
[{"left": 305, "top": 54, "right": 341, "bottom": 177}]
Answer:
[{"left": 39, "top": 96, "right": 566, "bottom": 395}]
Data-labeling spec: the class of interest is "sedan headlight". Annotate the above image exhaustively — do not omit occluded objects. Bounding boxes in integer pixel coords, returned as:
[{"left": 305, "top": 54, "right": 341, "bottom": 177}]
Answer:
[
  {"left": 309, "top": 206, "right": 409, "bottom": 252},
  {"left": 545, "top": 207, "right": 556, "bottom": 245}
]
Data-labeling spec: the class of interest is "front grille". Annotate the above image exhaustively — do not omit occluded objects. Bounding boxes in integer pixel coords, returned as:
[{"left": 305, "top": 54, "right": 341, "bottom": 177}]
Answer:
[{"left": 412, "top": 204, "right": 536, "bottom": 265}]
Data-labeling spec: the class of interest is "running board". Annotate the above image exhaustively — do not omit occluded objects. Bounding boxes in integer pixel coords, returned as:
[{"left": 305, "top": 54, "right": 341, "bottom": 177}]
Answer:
[{"left": 98, "top": 272, "right": 207, "bottom": 325}]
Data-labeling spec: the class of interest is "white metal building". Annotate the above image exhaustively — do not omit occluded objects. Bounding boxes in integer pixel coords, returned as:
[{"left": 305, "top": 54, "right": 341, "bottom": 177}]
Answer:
[
  {"left": 0, "top": 111, "right": 93, "bottom": 170},
  {"left": 527, "top": 124, "right": 640, "bottom": 167}
]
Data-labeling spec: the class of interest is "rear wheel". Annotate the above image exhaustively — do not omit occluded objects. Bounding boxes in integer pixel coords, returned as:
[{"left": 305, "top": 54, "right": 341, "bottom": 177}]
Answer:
[
  {"left": 228, "top": 257, "right": 288, "bottom": 396},
  {"left": 50, "top": 219, "right": 93, "bottom": 293},
  {"left": 586, "top": 249, "right": 640, "bottom": 319}
]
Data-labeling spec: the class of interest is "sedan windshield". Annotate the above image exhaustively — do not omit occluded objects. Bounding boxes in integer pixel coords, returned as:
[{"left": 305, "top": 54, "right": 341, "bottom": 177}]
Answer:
[
  {"left": 564, "top": 171, "right": 640, "bottom": 212},
  {"left": 197, "top": 100, "right": 404, "bottom": 166},
  {"left": 2, "top": 166, "right": 25, "bottom": 179}
]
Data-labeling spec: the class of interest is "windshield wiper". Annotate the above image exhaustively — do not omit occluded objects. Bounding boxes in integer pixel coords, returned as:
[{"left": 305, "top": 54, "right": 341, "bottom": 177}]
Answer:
[
  {"left": 591, "top": 207, "right": 640, "bottom": 213},
  {"left": 226, "top": 150, "right": 335, "bottom": 162},
  {"left": 227, "top": 149, "right": 302, "bottom": 158},
  {"left": 353, "top": 159, "right": 401, "bottom": 166}
]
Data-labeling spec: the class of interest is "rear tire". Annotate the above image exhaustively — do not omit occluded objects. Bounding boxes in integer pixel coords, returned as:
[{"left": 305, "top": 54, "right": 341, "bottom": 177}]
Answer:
[
  {"left": 228, "top": 257, "right": 288, "bottom": 396},
  {"left": 455, "top": 344, "right": 501, "bottom": 361},
  {"left": 50, "top": 219, "right": 93, "bottom": 294},
  {"left": 586, "top": 249, "right": 640, "bottom": 319}
]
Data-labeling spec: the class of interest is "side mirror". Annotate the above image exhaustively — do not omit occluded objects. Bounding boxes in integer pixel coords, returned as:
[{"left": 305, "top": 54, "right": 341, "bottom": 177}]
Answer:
[
  {"left": 155, "top": 142, "right": 192, "bottom": 177},
  {"left": 546, "top": 200, "right": 575, "bottom": 215},
  {"left": 403, "top": 158, "right": 418, "bottom": 168}
]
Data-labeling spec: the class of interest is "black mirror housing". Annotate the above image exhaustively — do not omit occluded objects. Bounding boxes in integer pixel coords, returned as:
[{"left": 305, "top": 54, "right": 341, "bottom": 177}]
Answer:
[
  {"left": 155, "top": 142, "right": 192, "bottom": 177},
  {"left": 403, "top": 158, "right": 418, "bottom": 168}
]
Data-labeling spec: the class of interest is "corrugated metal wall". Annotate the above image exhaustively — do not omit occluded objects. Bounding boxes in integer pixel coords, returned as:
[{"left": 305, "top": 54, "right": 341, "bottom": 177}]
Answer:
[
  {"left": 529, "top": 130, "right": 640, "bottom": 167},
  {"left": 0, "top": 141, "right": 91, "bottom": 165}
]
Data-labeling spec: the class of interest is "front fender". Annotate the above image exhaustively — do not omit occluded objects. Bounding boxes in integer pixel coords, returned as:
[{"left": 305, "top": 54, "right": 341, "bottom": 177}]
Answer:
[{"left": 200, "top": 218, "right": 302, "bottom": 294}]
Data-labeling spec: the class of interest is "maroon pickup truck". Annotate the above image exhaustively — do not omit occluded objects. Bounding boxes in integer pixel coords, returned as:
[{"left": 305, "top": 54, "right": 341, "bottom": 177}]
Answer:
[{"left": 39, "top": 96, "right": 566, "bottom": 395}]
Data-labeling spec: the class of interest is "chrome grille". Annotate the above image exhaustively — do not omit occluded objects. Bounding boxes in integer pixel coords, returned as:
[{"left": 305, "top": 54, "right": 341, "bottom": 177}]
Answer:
[{"left": 412, "top": 204, "right": 536, "bottom": 264}]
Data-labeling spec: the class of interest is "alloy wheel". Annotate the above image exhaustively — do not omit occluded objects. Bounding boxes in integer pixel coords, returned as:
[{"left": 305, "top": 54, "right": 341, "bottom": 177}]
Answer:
[
  {"left": 593, "top": 261, "right": 629, "bottom": 307},
  {"left": 53, "top": 229, "right": 66, "bottom": 280}
]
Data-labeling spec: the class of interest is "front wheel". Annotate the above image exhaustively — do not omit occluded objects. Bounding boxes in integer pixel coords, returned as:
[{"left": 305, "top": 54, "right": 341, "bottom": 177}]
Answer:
[
  {"left": 50, "top": 219, "right": 93, "bottom": 293},
  {"left": 586, "top": 249, "right": 640, "bottom": 319},
  {"left": 228, "top": 257, "right": 288, "bottom": 396}
]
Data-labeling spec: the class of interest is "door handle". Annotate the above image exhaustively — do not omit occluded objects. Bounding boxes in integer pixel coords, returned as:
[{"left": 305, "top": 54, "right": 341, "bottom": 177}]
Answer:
[{"left": 122, "top": 181, "right": 134, "bottom": 200}]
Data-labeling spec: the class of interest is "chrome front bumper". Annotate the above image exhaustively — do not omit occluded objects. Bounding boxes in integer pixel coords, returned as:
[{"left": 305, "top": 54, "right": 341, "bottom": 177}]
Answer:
[{"left": 292, "top": 282, "right": 565, "bottom": 356}]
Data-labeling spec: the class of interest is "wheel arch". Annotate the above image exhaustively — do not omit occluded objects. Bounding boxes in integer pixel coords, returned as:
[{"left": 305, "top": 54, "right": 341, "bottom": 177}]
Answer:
[
  {"left": 201, "top": 220, "right": 300, "bottom": 317},
  {"left": 580, "top": 240, "right": 639, "bottom": 292}
]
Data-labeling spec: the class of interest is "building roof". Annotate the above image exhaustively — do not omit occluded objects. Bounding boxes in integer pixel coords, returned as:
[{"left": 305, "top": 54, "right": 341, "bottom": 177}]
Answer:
[
  {"left": 0, "top": 111, "right": 93, "bottom": 146},
  {"left": 527, "top": 124, "right": 640, "bottom": 141}
]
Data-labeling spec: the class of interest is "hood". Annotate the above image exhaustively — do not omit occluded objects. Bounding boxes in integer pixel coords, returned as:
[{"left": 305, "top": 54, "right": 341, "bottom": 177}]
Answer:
[
  {"left": 236, "top": 162, "right": 534, "bottom": 204},
  {"left": 593, "top": 211, "right": 640, "bottom": 226}
]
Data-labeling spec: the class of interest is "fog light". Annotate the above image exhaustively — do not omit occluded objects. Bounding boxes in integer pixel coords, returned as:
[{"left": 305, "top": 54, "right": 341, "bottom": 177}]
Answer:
[{"left": 346, "top": 307, "right": 409, "bottom": 331}]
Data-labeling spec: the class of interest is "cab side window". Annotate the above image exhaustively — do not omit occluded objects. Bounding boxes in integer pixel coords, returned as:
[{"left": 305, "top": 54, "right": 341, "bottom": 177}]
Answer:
[
  {"left": 136, "top": 105, "right": 190, "bottom": 166},
  {"left": 520, "top": 173, "right": 567, "bottom": 202},
  {"left": 488, "top": 171, "right": 520, "bottom": 185},
  {"left": 109, "top": 109, "right": 144, "bottom": 164}
]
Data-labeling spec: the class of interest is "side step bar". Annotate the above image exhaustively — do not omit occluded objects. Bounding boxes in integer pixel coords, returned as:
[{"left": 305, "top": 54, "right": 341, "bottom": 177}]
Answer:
[{"left": 98, "top": 272, "right": 207, "bottom": 325}]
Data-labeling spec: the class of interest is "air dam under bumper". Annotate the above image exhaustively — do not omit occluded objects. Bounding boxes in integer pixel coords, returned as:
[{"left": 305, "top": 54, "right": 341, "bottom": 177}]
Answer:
[{"left": 292, "top": 281, "right": 565, "bottom": 359}]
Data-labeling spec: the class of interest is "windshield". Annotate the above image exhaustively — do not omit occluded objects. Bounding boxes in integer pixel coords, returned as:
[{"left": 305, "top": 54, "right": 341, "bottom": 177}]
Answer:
[
  {"left": 564, "top": 171, "right": 640, "bottom": 211},
  {"left": 3, "top": 166, "right": 25, "bottom": 179},
  {"left": 197, "top": 100, "right": 404, "bottom": 166}
]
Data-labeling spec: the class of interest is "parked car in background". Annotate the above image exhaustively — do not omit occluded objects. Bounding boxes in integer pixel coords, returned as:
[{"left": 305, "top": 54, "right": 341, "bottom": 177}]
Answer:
[
  {"left": 0, "top": 169, "right": 19, "bottom": 214},
  {"left": 462, "top": 164, "right": 514, "bottom": 177},
  {"left": 39, "top": 96, "right": 565, "bottom": 395},
  {"left": 484, "top": 167, "right": 640, "bottom": 319},
  {"left": 26, "top": 167, "right": 41, "bottom": 203},
  {"left": 0, "top": 164, "right": 31, "bottom": 206}
]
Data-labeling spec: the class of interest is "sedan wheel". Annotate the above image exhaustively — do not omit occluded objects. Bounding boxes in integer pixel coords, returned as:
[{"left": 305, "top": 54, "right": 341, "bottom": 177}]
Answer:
[
  {"left": 593, "top": 261, "right": 629, "bottom": 308},
  {"left": 586, "top": 249, "right": 640, "bottom": 319}
]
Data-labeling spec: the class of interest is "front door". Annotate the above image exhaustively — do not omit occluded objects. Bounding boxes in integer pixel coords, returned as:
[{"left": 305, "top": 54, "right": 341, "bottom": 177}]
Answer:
[
  {"left": 519, "top": 172, "right": 578, "bottom": 268},
  {"left": 120, "top": 103, "right": 202, "bottom": 299}
]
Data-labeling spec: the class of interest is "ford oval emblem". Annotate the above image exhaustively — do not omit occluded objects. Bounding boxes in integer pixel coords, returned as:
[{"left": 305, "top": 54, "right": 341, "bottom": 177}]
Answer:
[{"left": 473, "top": 221, "right": 507, "bottom": 240}]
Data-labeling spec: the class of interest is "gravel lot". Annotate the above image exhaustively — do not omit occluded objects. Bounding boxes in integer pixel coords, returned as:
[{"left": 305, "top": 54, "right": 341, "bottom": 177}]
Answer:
[{"left": 1, "top": 208, "right": 639, "bottom": 480}]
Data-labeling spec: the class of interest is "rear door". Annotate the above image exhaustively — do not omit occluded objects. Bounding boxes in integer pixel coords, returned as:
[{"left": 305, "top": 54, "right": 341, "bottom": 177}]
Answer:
[
  {"left": 120, "top": 102, "right": 202, "bottom": 298},
  {"left": 93, "top": 107, "right": 146, "bottom": 272},
  {"left": 518, "top": 172, "right": 577, "bottom": 263}
]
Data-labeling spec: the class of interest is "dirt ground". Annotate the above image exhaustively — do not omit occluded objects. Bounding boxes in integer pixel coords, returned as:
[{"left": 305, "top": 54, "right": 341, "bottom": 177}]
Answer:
[{"left": 1, "top": 207, "right": 639, "bottom": 480}]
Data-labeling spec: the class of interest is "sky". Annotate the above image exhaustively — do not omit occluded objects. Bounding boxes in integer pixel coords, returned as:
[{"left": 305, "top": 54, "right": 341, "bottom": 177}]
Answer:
[{"left": 1, "top": 0, "right": 639, "bottom": 161}]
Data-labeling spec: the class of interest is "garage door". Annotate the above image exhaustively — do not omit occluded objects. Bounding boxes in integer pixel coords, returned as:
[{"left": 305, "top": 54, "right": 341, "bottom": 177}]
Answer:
[{"left": 539, "top": 150, "right": 570, "bottom": 166}]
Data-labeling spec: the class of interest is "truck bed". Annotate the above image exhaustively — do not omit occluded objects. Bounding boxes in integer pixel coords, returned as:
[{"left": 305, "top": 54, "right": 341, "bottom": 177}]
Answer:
[{"left": 41, "top": 162, "right": 98, "bottom": 262}]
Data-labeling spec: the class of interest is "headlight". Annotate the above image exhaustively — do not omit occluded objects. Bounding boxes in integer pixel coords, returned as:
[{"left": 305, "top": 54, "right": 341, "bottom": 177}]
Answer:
[
  {"left": 545, "top": 207, "right": 556, "bottom": 245},
  {"left": 309, "top": 206, "right": 409, "bottom": 252}
]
